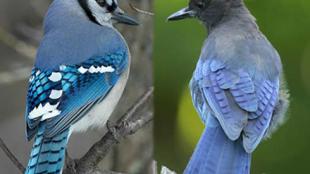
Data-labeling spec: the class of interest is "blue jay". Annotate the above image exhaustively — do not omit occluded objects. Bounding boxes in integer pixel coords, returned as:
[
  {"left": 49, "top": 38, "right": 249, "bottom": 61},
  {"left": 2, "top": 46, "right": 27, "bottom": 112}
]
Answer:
[
  {"left": 24, "top": 0, "right": 138, "bottom": 173},
  {"left": 168, "top": 0, "right": 289, "bottom": 173}
]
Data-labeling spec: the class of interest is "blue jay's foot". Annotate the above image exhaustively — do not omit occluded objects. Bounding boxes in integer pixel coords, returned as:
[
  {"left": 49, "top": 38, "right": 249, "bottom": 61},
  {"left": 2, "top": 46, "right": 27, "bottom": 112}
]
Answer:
[
  {"left": 65, "top": 151, "right": 77, "bottom": 173},
  {"left": 106, "top": 120, "right": 121, "bottom": 143}
]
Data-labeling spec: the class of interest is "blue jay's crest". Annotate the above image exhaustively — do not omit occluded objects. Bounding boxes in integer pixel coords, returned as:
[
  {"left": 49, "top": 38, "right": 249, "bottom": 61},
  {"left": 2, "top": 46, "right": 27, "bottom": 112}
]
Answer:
[{"left": 25, "top": 50, "right": 128, "bottom": 140}]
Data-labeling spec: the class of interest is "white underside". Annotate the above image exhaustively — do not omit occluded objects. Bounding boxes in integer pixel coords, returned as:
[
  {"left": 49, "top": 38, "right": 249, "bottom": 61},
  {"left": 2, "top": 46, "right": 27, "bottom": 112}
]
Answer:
[
  {"left": 69, "top": 25, "right": 130, "bottom": 134},
  {"left": 70, "top": 66, "right": 129, "bottom": 133}
]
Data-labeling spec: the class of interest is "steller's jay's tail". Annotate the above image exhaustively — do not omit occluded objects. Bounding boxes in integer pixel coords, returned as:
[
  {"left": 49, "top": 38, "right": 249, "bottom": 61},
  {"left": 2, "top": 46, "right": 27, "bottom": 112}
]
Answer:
[
  {"left": 184, "top": 115, "right": 251, "bottom": 174},
  {"left": 25, "top": 125, "right": 69, "bottom": 174}
]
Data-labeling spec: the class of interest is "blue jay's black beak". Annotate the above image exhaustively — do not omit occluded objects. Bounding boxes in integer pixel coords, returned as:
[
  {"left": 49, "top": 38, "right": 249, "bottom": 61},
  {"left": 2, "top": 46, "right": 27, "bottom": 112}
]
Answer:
[
  {"left": 167, "top": 7, "right": 196, "bottom": 21},
  {"left": 112, "top": 8, "right": 139, "bottom": 26}
]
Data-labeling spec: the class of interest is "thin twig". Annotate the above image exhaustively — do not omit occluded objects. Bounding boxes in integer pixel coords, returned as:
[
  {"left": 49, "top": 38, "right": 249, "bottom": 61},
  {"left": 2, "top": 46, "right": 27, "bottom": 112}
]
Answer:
[
  {"left": 122, "top": 87, "right": 154, "bottom": 121},
  {"left": 0, "top": 137, "right": 25, "bottom": 173},
  {"left": 0, "top": 27, "right": 36, "bottom": 60},
  {"left": 129, "top": 3, "right": 154, "bottom": 16}
]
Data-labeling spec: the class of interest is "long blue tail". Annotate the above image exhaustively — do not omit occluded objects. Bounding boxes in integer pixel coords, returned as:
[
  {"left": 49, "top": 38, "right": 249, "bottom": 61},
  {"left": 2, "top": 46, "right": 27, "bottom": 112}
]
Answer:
[
  {"left": 25, "top": 126, "right": 69, "bottom": 174},
  {"left": 184, "top": 116, "right": 251, "bottom": 174}
]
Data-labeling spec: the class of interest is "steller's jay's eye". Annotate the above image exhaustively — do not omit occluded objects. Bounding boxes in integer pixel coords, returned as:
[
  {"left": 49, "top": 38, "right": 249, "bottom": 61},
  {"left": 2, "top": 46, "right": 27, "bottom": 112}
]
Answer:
[{"left": 196, "top": 1, "right": 205, "bottom": 9}]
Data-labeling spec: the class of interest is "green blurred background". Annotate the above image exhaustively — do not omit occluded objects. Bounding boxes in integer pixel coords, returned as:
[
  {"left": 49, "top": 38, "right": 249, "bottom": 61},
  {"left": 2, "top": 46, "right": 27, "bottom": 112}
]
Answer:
[{"left": 154, "top": 0, "right": 310, "bottom": 173}]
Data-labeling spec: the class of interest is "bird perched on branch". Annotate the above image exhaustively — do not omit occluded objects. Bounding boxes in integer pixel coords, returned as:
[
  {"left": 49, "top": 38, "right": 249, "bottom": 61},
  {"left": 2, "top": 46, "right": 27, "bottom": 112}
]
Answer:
[
  {"left": 168, "top": 0, "right": 289, "bottom": 173},
  {"left": 24, "top": 0, "right": 138, "bottom": 173}
]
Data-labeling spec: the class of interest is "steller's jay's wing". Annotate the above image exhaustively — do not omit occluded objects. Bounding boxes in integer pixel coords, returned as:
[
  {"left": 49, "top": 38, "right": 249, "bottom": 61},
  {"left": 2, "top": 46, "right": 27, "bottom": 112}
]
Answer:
[{"left": 196, "top": 58, "right": 279, "bottom": 152}]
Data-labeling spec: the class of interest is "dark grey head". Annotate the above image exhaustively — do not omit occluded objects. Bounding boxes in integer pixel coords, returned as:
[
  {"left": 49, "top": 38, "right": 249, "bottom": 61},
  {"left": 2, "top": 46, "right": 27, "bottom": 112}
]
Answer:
[
  {"left": 168, "top": 0, "right": 244, "bottom": 28},
  {"left": 78, "top": 0, "right": 139, "bottom": 26}
]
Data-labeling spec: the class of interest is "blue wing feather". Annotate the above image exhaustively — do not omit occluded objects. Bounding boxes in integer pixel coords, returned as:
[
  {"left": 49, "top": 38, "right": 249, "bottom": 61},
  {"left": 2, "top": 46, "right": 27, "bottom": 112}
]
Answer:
[
  {"left": 192, "top": 58, "right": 279, "bottom": 151},
  {"left": 242, "top": 80, "right": 279, "bottom": 152},
  {"left": 25, "top": 50, "right": 128, "bottom": 140},
  {"left": 200, "top": 60, "right": 248, "bottom": 140},
  {"left": 230, "top": 70, "right": 257, "bottom": 112}
]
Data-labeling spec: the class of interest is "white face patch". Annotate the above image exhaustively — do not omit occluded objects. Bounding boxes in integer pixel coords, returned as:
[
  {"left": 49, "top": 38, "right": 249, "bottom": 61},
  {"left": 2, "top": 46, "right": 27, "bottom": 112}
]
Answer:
[
  {"left": 106, "top": 0, "right": 113, "bottom": 6},
  {"left": 87, "top": 0, "right": 113, "bottom": 26},
  {"left": 49, "top": 72, "right": 62, "bottom": 82},
  {"left": 78, "top": 65, "right": 115, "bottom": 74}
]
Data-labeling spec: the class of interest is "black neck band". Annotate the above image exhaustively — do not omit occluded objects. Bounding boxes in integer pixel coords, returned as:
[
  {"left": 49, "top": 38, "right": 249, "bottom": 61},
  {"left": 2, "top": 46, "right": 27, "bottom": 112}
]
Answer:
[{"left": 78, "top": 0, "right": 101, "bottom": 25}]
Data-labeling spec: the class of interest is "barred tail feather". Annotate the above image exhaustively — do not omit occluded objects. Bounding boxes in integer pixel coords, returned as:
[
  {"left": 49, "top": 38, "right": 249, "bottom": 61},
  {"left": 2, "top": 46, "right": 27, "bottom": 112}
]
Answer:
[
  {"left": 184, "top": 115, "right": 251, "bottom": 174},
  {"left": 25, "top": 126, "right": 69, "bottom": 174}
]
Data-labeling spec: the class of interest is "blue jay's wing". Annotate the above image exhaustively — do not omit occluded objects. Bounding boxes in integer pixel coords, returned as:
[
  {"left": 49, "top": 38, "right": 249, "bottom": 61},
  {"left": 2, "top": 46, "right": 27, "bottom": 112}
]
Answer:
[
  {"left": 25, "top": 50, "right": 128, "bottom": 140},
  {"left": 197, "top": 59, "right": 279, "bottom": 146}
]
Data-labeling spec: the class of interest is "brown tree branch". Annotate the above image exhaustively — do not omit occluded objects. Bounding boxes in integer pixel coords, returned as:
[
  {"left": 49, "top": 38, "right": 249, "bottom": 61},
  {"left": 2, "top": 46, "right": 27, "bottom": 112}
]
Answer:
[
  {"left": 0, "top": 137, "right": 25, "bottom": 173},
  {"left": 64, "top": 87, "right": 154, "bottom": 174}
]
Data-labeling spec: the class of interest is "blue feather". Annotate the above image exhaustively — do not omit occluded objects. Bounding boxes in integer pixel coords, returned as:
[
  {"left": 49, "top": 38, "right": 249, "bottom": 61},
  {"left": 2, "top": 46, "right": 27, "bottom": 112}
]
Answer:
[
  {"left": 25, "top": 50, "right": 128, "bottom": 139},
  {"left": 25, "top": 125, "right": 69, "bottom": 174},
  {"left": 185, "top": 116, "right": 251, "bottom": 174}
]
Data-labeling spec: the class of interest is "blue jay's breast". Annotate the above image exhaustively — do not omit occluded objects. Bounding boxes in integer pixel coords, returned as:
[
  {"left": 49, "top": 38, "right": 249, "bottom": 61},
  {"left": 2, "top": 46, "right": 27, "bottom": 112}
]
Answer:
[{"left": 35, "top": 24, "right": 128, "bottom": 70}]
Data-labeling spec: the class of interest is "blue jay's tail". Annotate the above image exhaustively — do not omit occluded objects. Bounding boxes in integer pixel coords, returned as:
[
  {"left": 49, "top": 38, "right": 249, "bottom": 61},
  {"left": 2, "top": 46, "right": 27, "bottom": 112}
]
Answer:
[
  {"left": 25, "top": 126, "right": 69, "bottom": 174},
  {"left": 184, "top": 116, "right": 251, "bottom": 174}
]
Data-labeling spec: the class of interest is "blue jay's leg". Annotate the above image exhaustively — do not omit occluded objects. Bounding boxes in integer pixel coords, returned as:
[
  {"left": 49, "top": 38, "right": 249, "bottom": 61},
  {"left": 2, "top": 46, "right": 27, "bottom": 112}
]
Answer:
[
  {"left": 185, "top": 115, "right": 251, "bottom": 174},
  {"left": 106, "top": 120, "right": 121, "bottom": 143},
  {"left": 25, "top": 125, "right": 69, "bottom": 174}
]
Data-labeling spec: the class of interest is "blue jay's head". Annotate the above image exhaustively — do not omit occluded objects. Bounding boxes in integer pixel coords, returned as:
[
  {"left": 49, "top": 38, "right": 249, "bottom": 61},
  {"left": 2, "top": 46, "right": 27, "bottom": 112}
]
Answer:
[
  {"left": 167, "top": 0, "right": 243, "bottom": 28},
  {"left": 78, "top": 0, "right": 139, "bottom": 26}
]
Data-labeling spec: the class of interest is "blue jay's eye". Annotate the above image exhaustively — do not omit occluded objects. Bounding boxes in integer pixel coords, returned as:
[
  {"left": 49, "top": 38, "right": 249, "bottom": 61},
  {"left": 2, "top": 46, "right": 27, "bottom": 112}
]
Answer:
[
  {"left": 107, "top": 3, "right": 117, "bottom": 12},
  {"left": 96, "top": 0, "right": 117, "bottom": 12}
]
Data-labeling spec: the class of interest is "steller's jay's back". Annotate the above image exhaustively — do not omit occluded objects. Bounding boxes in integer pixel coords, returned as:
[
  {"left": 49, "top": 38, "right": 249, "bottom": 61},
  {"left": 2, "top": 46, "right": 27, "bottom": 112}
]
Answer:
[{"left": 168, "top": 0, "right": 290, "bottom": 173}]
